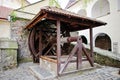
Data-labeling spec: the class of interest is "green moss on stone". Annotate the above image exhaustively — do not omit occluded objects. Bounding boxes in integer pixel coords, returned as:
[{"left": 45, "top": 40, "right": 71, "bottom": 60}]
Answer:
[
  {"left": 0, "top": 38, "right": 18, "bottom": 70},
  {"left": 0, "top": 39, "right": 18, "bottom": 49},
  {"left": 86, "top": 49, "right": 120, "bottom": 68},
  {"left": 18, "top": 57, "right": 32, "bottom": 63},
  {"left": 94, "top": 52, "right": 120, "bottom": 68}
]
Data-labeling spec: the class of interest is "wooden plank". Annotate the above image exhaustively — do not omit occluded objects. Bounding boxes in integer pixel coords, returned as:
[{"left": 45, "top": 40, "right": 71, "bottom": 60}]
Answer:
[
  {"left": 61, "top": 58, "right": 88, "bottom": 63},
  {"left": 46, "top": 56, "right": 57, "bottom": 59},
  {"left": 44, "top": 44, "right": 55, "bottom": 55},
  {"left": 40, "top": 56, "right": 57, "bottom": 63}
]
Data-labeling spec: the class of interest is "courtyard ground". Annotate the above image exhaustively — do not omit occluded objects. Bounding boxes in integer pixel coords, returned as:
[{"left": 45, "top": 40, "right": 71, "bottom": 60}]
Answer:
[{"left": 0, "top": 62, "right": 120, "bottom": 80}]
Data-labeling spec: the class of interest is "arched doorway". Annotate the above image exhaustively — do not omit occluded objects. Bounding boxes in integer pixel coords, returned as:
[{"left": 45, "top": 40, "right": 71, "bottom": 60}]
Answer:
[
  {"left": 81, "top": 35, "right": 88, "bottom": 44},
  {"left": 95, "top": 33, "right": 111, "bottom": 51}
]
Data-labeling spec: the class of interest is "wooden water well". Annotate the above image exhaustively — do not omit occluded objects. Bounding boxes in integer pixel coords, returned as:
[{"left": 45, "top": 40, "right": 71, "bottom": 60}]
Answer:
[{"left": 25, "top": 6, "right": 106, "bottom": 76}]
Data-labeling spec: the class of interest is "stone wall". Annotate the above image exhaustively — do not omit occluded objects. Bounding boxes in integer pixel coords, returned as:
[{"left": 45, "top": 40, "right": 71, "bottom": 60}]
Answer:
[
  {"left": 10, "top": 19, "right": 31, "bottom": 60},
  {"left": 0, "top": 38, "right": 18, "bottom": 70}
]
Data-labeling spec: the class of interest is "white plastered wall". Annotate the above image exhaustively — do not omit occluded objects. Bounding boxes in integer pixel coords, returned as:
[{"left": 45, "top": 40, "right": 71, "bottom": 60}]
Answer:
[
  {"left": 15, "top": 0, "right": 49, "bottom": 19},
  {"left": 67, "top": 0, "right": 120, "bottom": 54},
  {"left": 0, "top": 20, "right": 10, "bottom": 38},
  {"left": 0, "top": 0, "right": 29, "bottom": 9}
]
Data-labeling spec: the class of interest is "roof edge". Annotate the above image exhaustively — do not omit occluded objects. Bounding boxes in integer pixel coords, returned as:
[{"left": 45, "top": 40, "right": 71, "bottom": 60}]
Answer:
[
  {"left": 15, "top": 0, "right": 44, "bottom": 11},
  {"left": 65, "top": 0, "right": 79, "bottom": 9}
]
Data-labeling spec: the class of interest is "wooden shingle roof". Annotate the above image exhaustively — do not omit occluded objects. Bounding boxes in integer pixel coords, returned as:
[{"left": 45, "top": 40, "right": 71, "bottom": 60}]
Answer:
[{"left": 25, "top": 6, "right": 106, "bottom": 31}]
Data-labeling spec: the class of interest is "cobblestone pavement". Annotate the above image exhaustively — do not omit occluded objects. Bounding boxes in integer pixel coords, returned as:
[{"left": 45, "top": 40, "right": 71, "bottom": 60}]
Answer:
[
  {"left": 60, "top": 67, "right": 120, "bottom": 80},
  {"left": 0, "top": 62, "right": 120, "bottom": 80},
  {"left": 0, "top": 62, "right": 38, "bottom": 80}
]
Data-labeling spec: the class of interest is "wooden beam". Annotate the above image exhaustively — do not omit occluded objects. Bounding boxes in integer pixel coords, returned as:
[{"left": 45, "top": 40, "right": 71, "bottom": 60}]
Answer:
[
  {"left": 46, "top": 13, "right": 99, "bottom": 28},
  {"left": 70, "top": 22, "right": 89, "bottom": 27},
  {"left": 25, "top": 13, "right": 47, "bottom": 29},
  {"left": 82, "top": 44, "right": 94, "bottom": 67},
  {"left": 59, "top": 44, "right": 78, "bottom": 74},
  {"left": 57, "top": 20, "right": 61, "bottom": 75},
  {"left": 44, "top": 44, "right": 56, "bottom": 55}
]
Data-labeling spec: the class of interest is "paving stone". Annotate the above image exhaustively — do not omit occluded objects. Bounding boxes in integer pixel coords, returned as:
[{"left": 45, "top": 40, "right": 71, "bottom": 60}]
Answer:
[
  {"left": 29, "top": 65, "right": 56, "bottom": 80},
  {"left": 61, "top": 66, "right": 120, "bottom": 80},
  {"left": 0, "top": 62, "right": 38, "bottom": 80}
]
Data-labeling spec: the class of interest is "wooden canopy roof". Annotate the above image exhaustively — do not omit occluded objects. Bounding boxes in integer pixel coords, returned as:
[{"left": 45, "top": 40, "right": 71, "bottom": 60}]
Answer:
[{"left": 25, "top": 6, "right": 106, "bottom": 31}]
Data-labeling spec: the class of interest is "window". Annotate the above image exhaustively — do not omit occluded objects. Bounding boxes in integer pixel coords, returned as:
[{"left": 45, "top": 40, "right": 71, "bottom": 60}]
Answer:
[
  {"left": 118, "top": 0, "right": 120, "bottom": 11},
  {"left": 95, "top": 33, "right": 111, "bottom": 51},
  {"left": 91, "top": 0, "right": 110, "bottom": 18},
  {"left": 113, "top": 42, "right": 118, "bottom": 53}
]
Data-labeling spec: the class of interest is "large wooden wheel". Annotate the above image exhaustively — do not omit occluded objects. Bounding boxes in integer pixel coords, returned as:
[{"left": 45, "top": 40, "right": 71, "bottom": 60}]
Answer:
[
  {"left": 28, "top": 22, "right": 57, "bottom": 63},
  {"left": 28, "top": 27, "right": 40, "bottom": 63},
  {"left": 28, "top": 20, "right": 73, "bottom": 63}
]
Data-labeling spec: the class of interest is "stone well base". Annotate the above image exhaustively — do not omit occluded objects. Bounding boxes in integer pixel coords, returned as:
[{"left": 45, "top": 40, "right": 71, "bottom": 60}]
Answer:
[
  {"left": 40, "top": 56, "right": 57, "bottom": 76},
  {"left": 39, "top": 56, "right": 101, "bottom": 76}
]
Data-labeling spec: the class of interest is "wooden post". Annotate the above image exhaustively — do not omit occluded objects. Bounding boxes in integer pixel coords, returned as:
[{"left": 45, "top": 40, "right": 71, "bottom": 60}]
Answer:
[
  {"left": 57, "top": 20, "right": 61, "bottom": 75},
  {"left": 77, "top": 37, "right": 82, "bottom": 69},
  {"left": 39, "top": 29, "right": 42, "bottom": 63},
  {"left": 89, "top": 27, "right": 94, "bottom": 66}
]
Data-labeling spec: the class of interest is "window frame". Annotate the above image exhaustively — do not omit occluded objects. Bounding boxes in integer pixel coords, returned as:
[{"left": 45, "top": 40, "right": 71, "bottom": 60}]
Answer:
[{"left": 117, "top": 0, "right": 120, "bottom": 11}]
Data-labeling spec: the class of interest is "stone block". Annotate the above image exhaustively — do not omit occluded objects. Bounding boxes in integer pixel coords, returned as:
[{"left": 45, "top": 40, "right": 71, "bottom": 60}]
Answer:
[
  {"left": 0, "top": 38, "right": 18, "bottom": 49},
  {"left": 1, "top": 49, "right": 17, "bottom": 70},
  {"left": 0, "top": 38, "right": 18, "bottom": 70},
  {"left": 40, "top": 58, "right": 57, "bottom": 76},
  {"left": 0, "top": 50, "right": 1, "bottom": 63}
]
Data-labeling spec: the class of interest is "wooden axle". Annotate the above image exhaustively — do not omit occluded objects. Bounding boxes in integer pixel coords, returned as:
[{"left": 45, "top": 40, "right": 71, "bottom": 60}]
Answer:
[{"left": 61, "top": 36, "right": 82, "bottom": 43}]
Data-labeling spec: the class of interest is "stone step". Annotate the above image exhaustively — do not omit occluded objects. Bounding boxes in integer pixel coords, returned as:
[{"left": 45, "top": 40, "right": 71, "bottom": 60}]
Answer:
[{"left": 29, "top": 65, "right": 56, "bottom": 80}]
